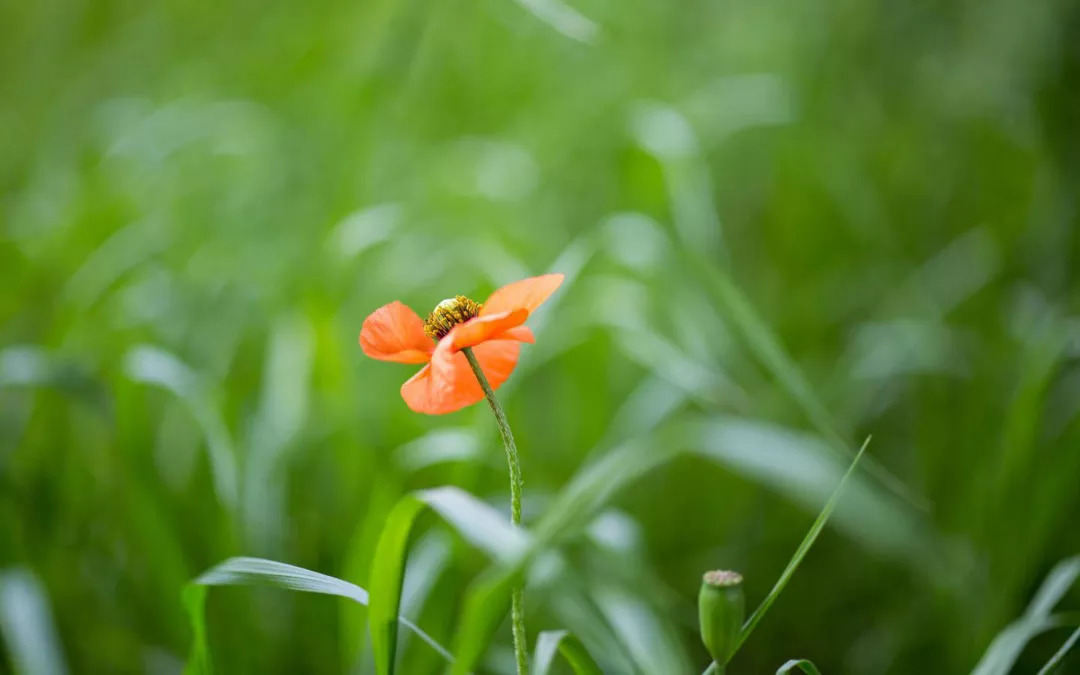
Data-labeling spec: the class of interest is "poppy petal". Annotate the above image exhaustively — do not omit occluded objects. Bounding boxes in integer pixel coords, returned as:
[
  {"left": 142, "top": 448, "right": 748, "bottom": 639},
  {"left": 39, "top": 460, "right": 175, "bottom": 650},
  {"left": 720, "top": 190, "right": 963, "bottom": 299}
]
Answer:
[
  {"left": 401, "top": 340, "right": 521, "bottom": 415},
  {"left": 444, "top": 309, "right": 528, "bottom": 352},
  {"left": 359, "top": 301, "right": 434, "bottom": 364},
  {"left": 480, "top": 274, "right": 564, "bottom": 316},
  {"left": 495, "top": 325, "right": 535, "bottom": 343}
]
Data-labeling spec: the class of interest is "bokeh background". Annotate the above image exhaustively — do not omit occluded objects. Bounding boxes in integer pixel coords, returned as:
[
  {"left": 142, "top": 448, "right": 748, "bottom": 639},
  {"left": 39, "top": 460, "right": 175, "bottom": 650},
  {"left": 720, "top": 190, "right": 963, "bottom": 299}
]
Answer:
[{"left": 3, "top": 0, "right": 1080, "bottom": 672}]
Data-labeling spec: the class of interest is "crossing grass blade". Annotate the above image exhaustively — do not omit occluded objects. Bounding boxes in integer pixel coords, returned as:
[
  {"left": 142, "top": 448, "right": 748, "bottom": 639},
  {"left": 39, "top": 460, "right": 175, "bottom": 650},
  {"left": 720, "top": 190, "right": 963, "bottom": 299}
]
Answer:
[
  {"left": 734, "top": 437, "right": 872, "bottom": 655},
  {"left": 1037, "top": 626, "right": 1080, "bottom": 675},
  {"left": 531, "top": 630, "right": 603, "bottom": 675}
]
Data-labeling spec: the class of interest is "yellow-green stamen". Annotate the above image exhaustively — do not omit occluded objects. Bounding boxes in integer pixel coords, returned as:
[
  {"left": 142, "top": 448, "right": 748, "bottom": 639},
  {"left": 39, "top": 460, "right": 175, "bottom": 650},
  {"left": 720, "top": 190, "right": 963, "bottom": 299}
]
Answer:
[{"left": 423, "top": 295, "right": 482, "bottom": 340}]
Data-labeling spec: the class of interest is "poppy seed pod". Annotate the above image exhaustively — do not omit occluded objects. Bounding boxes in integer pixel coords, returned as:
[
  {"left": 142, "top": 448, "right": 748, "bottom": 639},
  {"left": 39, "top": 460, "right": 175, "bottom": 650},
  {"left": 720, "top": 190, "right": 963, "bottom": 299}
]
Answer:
[{"left": 698, "top": 570, "right": 744, "bottom": 668}]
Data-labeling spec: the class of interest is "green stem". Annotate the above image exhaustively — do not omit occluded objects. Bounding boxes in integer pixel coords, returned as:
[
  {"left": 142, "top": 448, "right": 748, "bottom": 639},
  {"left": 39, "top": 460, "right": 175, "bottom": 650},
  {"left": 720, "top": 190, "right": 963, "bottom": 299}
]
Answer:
[{"left": 462, "top": 347, "right": 528, "bottom": 674}]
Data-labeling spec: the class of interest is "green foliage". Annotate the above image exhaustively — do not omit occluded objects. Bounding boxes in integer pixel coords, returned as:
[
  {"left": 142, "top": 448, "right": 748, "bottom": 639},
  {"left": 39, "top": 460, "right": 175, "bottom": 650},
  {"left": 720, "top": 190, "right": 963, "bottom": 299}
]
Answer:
[
  {"left": 1037, "top": 626, "right": 1080, "bottom": 675},
  {"left": 776, "top": 659, "right": 823, "bottom": 675},
  {"left": 736, "top": 438, "right": 871, "bottom": 655},
  {"left": 531, "top": 630, "right": 603, "bottom": 675},
  {"left": 2, "top": 0, "right": 1080, "bottom": 672},
  {"left": 972, "top": 556, "right": 1080, "bottom": 675},
  {"left": 184, "top": 557, "right": 453, "bottom": 673}
]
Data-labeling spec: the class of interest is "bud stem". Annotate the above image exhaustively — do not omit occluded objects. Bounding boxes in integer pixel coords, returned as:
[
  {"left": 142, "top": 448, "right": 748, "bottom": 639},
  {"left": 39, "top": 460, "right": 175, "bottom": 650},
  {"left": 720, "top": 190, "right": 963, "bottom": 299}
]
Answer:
[{"left": 462, "top": 347, "right": 528, "bottom": 674}]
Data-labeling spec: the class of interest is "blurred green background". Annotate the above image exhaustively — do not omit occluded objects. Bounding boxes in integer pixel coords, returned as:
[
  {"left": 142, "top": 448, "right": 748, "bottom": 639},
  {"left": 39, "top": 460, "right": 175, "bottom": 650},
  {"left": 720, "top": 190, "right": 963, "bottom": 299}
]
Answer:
[{"left": 2, "top": 0, "right": 1080, "bottom": 672}]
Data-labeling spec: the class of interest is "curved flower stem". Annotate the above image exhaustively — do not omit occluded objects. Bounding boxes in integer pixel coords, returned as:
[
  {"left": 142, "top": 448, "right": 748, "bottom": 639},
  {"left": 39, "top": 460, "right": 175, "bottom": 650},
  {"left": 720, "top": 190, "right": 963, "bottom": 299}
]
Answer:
[{"left": 462, "top": 347, "right": 528, "bottom": 674}]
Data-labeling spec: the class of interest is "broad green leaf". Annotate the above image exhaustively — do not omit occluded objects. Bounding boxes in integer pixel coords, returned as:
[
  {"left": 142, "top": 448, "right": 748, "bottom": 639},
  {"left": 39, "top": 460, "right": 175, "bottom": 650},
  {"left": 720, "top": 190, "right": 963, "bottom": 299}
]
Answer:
[
  {"left": 531, "top": 630, "right": 603, "bottom": 675},
  {"left": 184, "top": 557, "right": 452, "bottom": 675},
  {"left": 972, "top": 555, "right": 1080, "bottom": 675},
  {"left": 734, "top": 437, "right": 871, "bottom": 654},
  {"left": 370, "top": 487, "right": 527, "bottom": 675},
  {"left": 777, "top": 659, "right": 823, "bottom": 674}
]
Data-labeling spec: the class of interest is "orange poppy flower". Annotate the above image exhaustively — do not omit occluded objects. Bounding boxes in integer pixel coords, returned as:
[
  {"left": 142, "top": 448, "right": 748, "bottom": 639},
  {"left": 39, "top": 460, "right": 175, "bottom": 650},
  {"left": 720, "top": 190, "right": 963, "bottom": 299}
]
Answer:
[{"left": 359, "top": 274, "right": 564, "bottom": 415}]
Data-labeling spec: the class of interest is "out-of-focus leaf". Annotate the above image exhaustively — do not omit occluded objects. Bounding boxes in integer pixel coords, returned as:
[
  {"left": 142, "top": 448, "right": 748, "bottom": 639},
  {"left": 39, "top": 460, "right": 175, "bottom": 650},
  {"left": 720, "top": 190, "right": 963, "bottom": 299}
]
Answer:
[
  {"left": 242, "top": 312, "right": 315, "bottom": 551},
  {"left": 689, "top": 418, "right": 924, "bottom": 560},
  {"left": 184, "top": 557, "right": 452, "bottom": 675},
  {"left": 0, "top": 570, "right": 69, "bottom": 675},
  {"left": 972, "top": 556, "right": 1080, "bottom": 675},
  {"left": 593, "top": 586, "right": 693, "bottom": 674},
  {"left": 685, "top": 251, "right": 924, "bottom": 511},
  {"left": 450, "top": 570, "right": 519, "bottom": 675},
  {"left": 515, "top": 0, "right": 598, "bottom": 43},
  {"left": 531, "top": 630, "right": 603, "bottom": 675},
  {"left": 124, "top": 345, "right": 238, "bottom": 513}
]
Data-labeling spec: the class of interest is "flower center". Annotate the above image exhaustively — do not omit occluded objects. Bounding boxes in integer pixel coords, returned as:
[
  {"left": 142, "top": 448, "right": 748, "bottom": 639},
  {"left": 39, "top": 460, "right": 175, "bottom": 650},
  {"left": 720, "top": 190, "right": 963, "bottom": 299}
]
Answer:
[{"left": 424, "top": 295, "right": 482, "bottom": 340}]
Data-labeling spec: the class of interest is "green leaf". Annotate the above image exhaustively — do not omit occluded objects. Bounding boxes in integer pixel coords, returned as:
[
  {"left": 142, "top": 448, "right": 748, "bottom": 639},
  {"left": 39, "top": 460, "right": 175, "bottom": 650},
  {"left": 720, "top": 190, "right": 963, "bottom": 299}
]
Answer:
[
  {"left": 972, "top": 555, "right": 1080, "bottom": 675},
  {"left": 369, "top": 495, "right": 426, "bottom": 675},
  {"left": 451, "top": 569, "right": 520, "bottom": 675},
  {"left": 0, "top": 569, "right": 70, "bottom": 675},
  {"left": 531, "top": 630, "right": 603, "bottom": 675},
  {"left": 685, "top": 252, "right": 923, "bottom": 511},
  {"left": 184, "top": 556, "right": 453, "bottom": 675},
  {"left": 182, "top": 585, "right": 209, "bottom": 675},
  {"left": 369, "top": 487, "right": 528, "bottom": 675},
  {"left": 777, "top": 658, "right": 823, "bottom": 674},
  {"left": 734, "top": 436, "right": 872, "bottom": 655},
  {"left": 124, "top": 345, "right": 238, "bottom": 513}
]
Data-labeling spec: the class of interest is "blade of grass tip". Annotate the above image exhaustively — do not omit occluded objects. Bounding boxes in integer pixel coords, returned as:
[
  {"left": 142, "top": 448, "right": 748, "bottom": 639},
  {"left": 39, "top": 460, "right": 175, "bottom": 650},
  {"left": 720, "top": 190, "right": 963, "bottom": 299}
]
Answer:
[
  {"left": 1037, "top": 626, "right": 1080, "bottom": 675},
  {"left": 777, "top": 659, "right": 823, "bottom": 674},
  {"left": 531, "top": 630, "right": 604, "bottom": 675},
  {"left": 733, "top": 436, "right": 872, "bottom": 655},
  {"left": 703, "top": 663, "right": 721, "bottom": 675}
]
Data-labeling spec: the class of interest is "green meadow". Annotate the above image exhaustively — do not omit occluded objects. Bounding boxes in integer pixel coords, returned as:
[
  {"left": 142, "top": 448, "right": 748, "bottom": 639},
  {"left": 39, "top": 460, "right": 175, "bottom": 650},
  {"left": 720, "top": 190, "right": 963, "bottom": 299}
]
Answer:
[{"left": 2, "top": 0, "right": 1079, "bottom": 672}]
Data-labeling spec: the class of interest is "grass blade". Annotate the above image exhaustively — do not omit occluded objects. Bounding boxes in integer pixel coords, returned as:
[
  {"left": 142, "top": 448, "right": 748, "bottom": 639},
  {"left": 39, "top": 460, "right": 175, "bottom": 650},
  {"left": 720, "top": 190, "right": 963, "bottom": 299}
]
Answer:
[
  {"left": 1037, "top": 626, "right": 1080, "bottom": 675},
  {"left": 369, "top": 487, "right": 528, "bottom": 675},
  {"left": 450, "top": 570, "right": 520, "bottom": 675},
  {"left": 182, "top": 585, "right": 209, "bottom": 675},
  {"left": 777, "top": 659, "right": 823, "bottom": 674},
  {"left": 972, "top": 552, "right": 1080, "bottom": 673},
  {"left": 184, "top": 556, "right": 453, "bottom": 674},
  {"left": 972, "top": 556, "right": 1080, "bottom": 675},
  {"left": 734, "top": 436, "right": 872, "bottom": 654},
  {"left": 369, "top": 495, "right": 427, "bottom": 675},
  {"left": 531, "top": 630, "right": 603, "bottom": 675}
]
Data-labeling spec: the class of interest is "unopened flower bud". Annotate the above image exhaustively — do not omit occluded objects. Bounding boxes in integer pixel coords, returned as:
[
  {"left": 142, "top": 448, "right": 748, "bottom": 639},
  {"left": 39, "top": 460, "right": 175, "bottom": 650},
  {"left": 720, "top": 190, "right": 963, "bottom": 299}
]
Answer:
[{"left": 698, "top": 569, "right": 744, "bottom": 668}]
